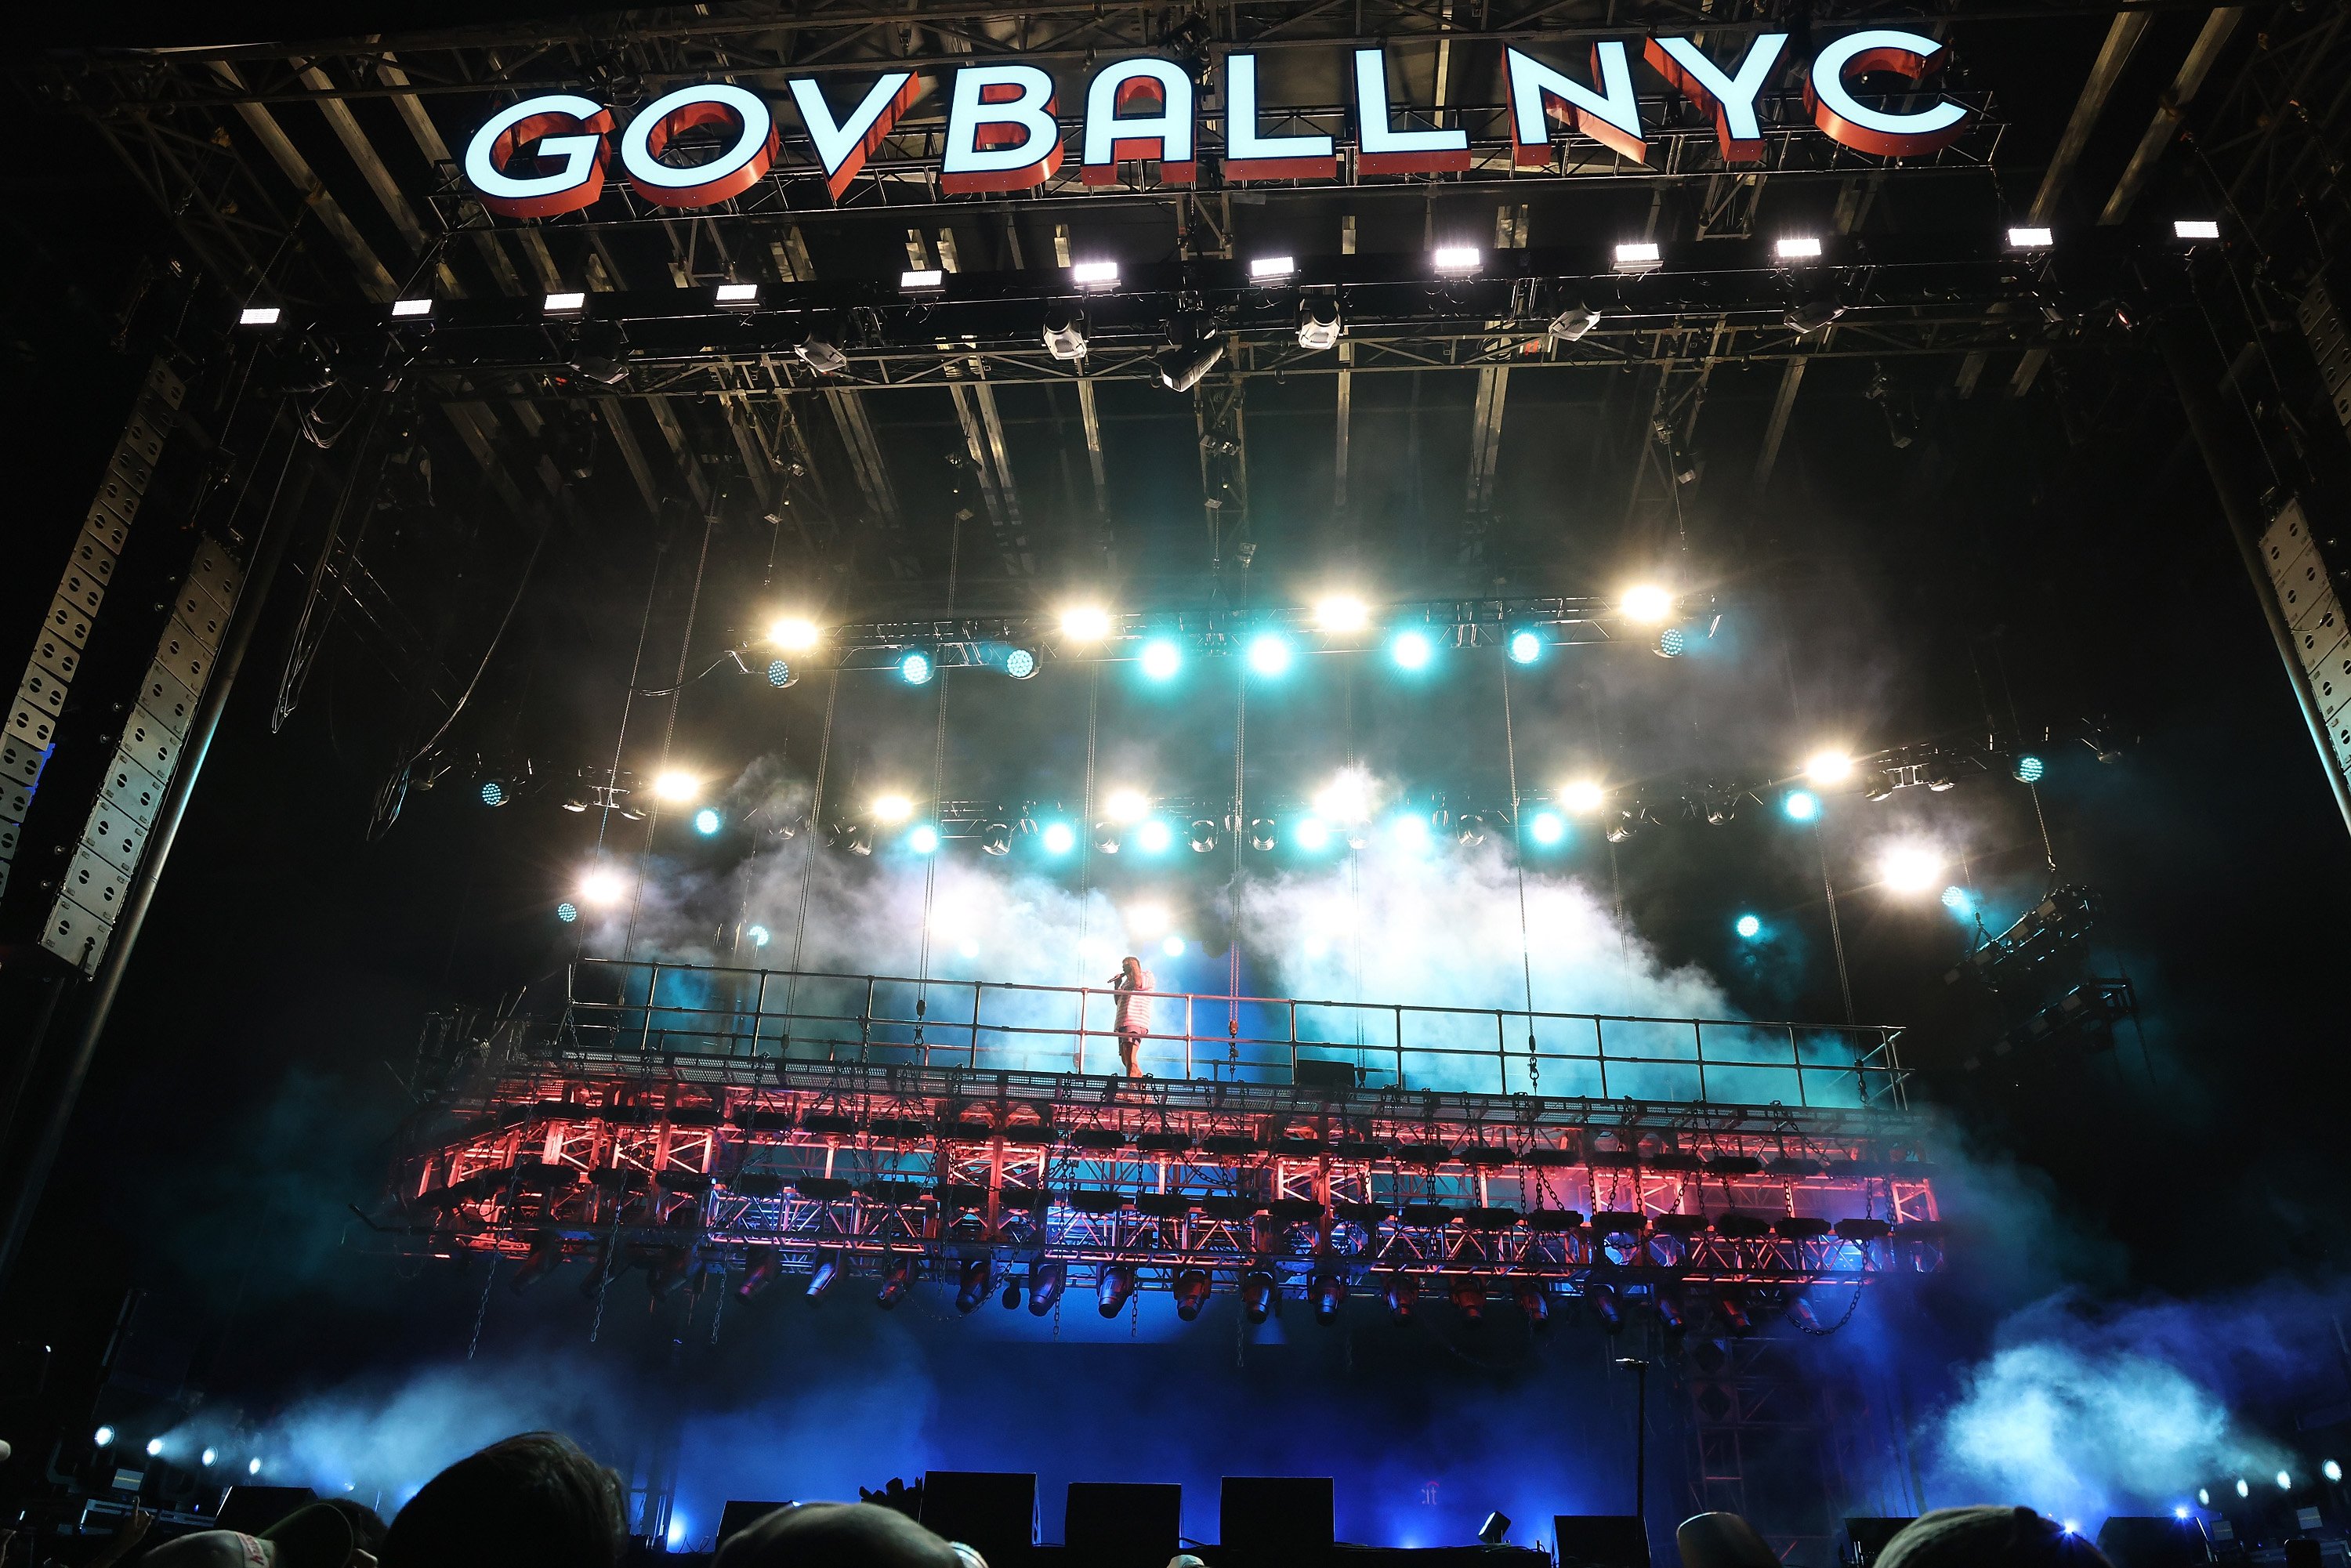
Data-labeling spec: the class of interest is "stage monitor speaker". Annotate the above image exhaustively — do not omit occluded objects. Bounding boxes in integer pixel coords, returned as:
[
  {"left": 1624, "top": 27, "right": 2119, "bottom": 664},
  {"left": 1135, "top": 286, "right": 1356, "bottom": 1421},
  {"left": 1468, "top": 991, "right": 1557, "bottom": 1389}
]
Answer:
[
  {"left": 1222, "top": 1476, "right": 1335, "bottom": 1550},
  {"left": 922, "top": 1471, "right": 1038, "bottom": 1558},
  {"left": 1065, "top": 1482, "right": 1182, "bottom": 1563},
  {"left": 2096, "top": 1516, "right": 2209, "bottom": 1568},
  {"left": 1552, "top": 1515, "right": 1650, "bottom": 1568},
  {"left": 1295, "top": 1059, "right": 1361, "bottom": 1092},
  {"left": 1844, "top": 1518, "right": 1917, "bottom": 1567},
  {"left": 719, "top": 1501, "right": 795, "bottom": 1547},
  {"left": 216, "top": 1487, "right": 319, "bottom": 1534}
]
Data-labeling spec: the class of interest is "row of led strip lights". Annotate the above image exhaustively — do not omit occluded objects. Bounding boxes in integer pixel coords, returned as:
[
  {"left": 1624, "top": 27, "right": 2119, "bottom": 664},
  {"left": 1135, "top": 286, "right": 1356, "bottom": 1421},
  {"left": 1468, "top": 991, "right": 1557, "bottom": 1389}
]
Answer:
[{"left": 234, "top": 220, "right": 2228, "bottom": 327}]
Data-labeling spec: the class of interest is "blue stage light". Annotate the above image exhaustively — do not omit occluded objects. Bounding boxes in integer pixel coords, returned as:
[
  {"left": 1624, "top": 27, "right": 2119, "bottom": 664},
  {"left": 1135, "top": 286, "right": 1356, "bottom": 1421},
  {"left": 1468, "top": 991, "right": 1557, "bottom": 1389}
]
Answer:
[
  {"left": 2173, "top": 1507, "right": 2190, "bottom": 1521},
  {"left": 748, "top": 924, "right": 771, "bottom": 947},
  {"left": 1735, "top": 914, "right": 1762, "bottom": 940},
  {"left": 2013, "top": 754, "right": 2045, "bottom": 784},
  {"left": 480, "top": 780, "right": 507, "bottom": 807},
  {"left": 899, "top": 650, "right": 934, "bottom": 685},
  {"left": 2235, "top": 1479, "right": 2250, "bottom": 1498},
  {"left": 1005, "top": 646, "right": 1038, "bottom": 679},
  {"left": 1528, "top": 810, "right": 1565, "bottom": 845},
  {"left": 1507, "top": 628, "right": 1543, "bottom": 664},
  {"left": 1294, "top": 816, "right": 1331, "bottom": 850},
  {"left": 767, "top": 657, "right": 794, "bottom": 687},
  {"left": 2327, "top": 1461, "right": 2345, "bottom": 1483},
  {"left": 1135, "top": 819, "right": 1173, "bottom": 854},
  {"left": 1655, "top": 626, "right": 1686, "bottom": 658},
  {"left": 908, "top": 824, "right": 940, "bottom": 853},
  {"left": 1391, "top": 813, "right": 1432, "bottom": 851},
  {"left": 1941, "top": 885, "right": 1974, "bottom": 919},
  {"left": 1783, "top": 789, "right": 1820, "bottom": 821},
  {"left": 1247, "top": 632, "right": 1293, "bottom": 676},
  {"left": 1041, "top": 821, "right": 1076, "bottom": 855},
  {"left": 1390, "top": 629, "right": 1433, "bottom": 670},
  {"left": 693, "top": 808, "right": 722, "bottom": 835},
  {"left": 1139, "top": 638, "right": 1182, "bottom": 681},
  {"left": 556, "top": 901, "right": 579, "bottom": 924},
  {"left": 1161, "top": 936, "right": 1185, "bottom": 958}
]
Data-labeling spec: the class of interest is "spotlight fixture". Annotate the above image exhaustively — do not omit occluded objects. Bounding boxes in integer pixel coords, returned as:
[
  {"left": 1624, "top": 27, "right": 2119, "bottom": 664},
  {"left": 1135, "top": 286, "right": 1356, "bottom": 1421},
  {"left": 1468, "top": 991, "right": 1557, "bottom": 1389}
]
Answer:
[
  {"left": 249, "top": 1458, "right": 264, "bottom": 1477},
  {"left": 900, "top": 269, "right": 946, "bottom": 292},
  {"left": 1250, "top": 255, "right": 1297, "bottom": 280},
  {"left": 1606, "top": 809, "right": 1641, "bottom": 844},
  {"left": 202, "top": 1448, "right": 218, "bottom": 1468},
  {"left": 1245, "top": 632, "right": 1293, "bottom": 676},
  {"left": 1775, "top": 235, "right": 1824, "bottom": 260},
  {"left": 238, "top": 305, "right": 282, "bottom": 327},
  {"left": 653, "top": 770, "right": 702, "bottom": 805},
  {"left": 1783, "top": 789, "right": 1820, "bottom": 822},
  {"left": 2174, "top": 219, "right": 2221, "bottom": 241},
  {"left": 1736, "top": 914, "right": 1762, "bottom": 940},
  {"left": 1385, "top": 1277, "right": 1418, "bottom": 1322},
  {"left": 1072, "top": 259, "right": 1120, "bottom": 288},
  {"left": 1104, "top": 788, "right": 1150, "bottom": 823},
  {"left": 767, "top": 659, "right": 795, "bottom": 687},
  {"left": 693, "top": 808, "right": 722, "bottom": 836},
  {"left": 2198, "top": 1490, "right": 2211, "bottom": 1506},
  {"left": 1433, "top": 246, "right": 1480, "bottom": 275},
  {"left": 1786, "top": 299, "right": 1846, "bottom": 335},
  {"left": 1804, "top": 750, "right": 1856, "bottom": 784},
  {"left": 1390, "top": 813, "right": 1432, "bottom": 852},
  {"left": 747, "top": 924, "right": 772, "bottom": 947},
  {"left": 2007, "top": 226, "right": 2054, "bottom": 249},
  {"left": 795, "top": 320, "right": 849, "bottom": 375},
  {"left": 2326, "top": 1461, "right": 2343, "bottom": 1483},
  {"left": 770, "top": 615, "right": 823, "bottom": 650},
  {"left": 1313, "top": 1273, "right": 1346, "bottom": 1323},
  {"left": 1940, "top": 885, "right": 1973, "bottom": 917},
  {"left": 1878, "top": 844, "right": 1943, "bottom": 893},
  {"left": 1173, "top": 1269, "right": 1212, "bottom": 1321},
  {"left": 1480, "top": 1513, "right": 1512, "bottom": 1547},
  {"left": 907, "top": 824, "right": 941, "bottom": 854},
  {"left": 1313, "top": 595, "right": 1371, "bottom": 633},
  {"left": 955, "top": 1257, "right": 994, "bottom": 1313},
  {"left": 1548, "top": 306, "right": 1600, "bottom": 342},
  {"left": 480, "top": 777, "right": 511, "bottom": 808},
  {"left": 1161, "top": 935, "right": 1185, "bottom": 958},
  {"left": 1156, "top": 319, "right": 1226, "bottom": 392},
  {"left": 1588, "top": 1284, "right": 1623, "bottom": 1331},
  {"left": 1527, "top": 810, "right": 1566, "bottom": 846},
  {"left": 556, "top": 902, "right": 579, "bottom": 924},
  {"left": 1295, "top": 817, "right": 1333, "bottom": 849},
  {"left": 1001, "top": 644, "right": 1040, "bottom": 679},
  {"left": 1248, "top": 818, "right": 1277, "bottom": 851},
  {"left": 2012, "top": 754, "right": 2046, "bottom": 784},
  {"left": 94, "top": 1425, "right": 116, "bottom": 1448},
  {"left": 1001, "top": 1280, "right": 1021, "bottom": 1309},
  {"left": 2235, "top": 1479, "right": 2250, "bottom": 1499},
  {"left": 1455, "top": 813, "right": 1486, "bottom": 846},
  {"left": 1240, "top": 1270, "right": 1275, "bottom": 1324},
  {"left": 578, "top": 867, "right": 629, "bottom": 907},
  {"left": 1618, "top": 584, "right": 1675, "bottom": 624},
  {"left": 1097, "top": 1264, "right": 1139, "bottom": 1317},
  {"left": 876, "top": 1257, "right": 915, "bottom": 1308},
  {"left": 1313, "top": 770, "right": 1371, "bottom": 824},
  {"left": 391, "top": 298, "right": 433, "bottom": 318},
  {"left": 1614, "top": 241, "right": 1662, "bottom": 273},
  {"left": 715, "top": 282, "right": 759, "bottom": 305},
  {"left": 1297, "top": 293, "right": 1342, "bottom": 351},
  {"left": 1448, "top": 1278, "right": 1484, "bottom": 1322},
  {"left": 1654, "top": 627, "right": 1687, "bottom": 658},
  {"left": 1506, "top": 628, "right": 1544, "bottom": 664},
  {"left": 544, "top": 292, "right": 586, "bottom": 314},
  {"left": 1139, "top": 638, "right": 1183, "bottom": 681},
  {"left": 1042, "top": 302, "right": 1089, "bottom": 360},
  {"left": 2277, "top": 1471, "right": 2293, "bottom": 1490},
  {"left": 871, "top": 793, "right": 915, "bottom": 824},
  {"left": 1513, "top": 1280, "right": 1549, "bottom": 1328},
  {"left": 1389, "top": 628, "right": 1434, "bottom": 670},
  {"left": 1094, "top": 822, "right": 1123, "bottom": 854},
  {"left": 1188, "top": 818, "right": 1220, "bottom": 853},
  {"left": 1060, "top": 604, "right": 1113, "bottom": 642},
  {"left": 1040, "top": 821, "right": 1077, "bottom": 855},
  {"left": 899, "top": 650, "right": 935, "bottom": 685},
  {"left": 1027, "top": 1260, "right": 1067, "bottom": 1315},
  {"left": 1134, "top": 819, "right": 1174, "bottom": 854}
]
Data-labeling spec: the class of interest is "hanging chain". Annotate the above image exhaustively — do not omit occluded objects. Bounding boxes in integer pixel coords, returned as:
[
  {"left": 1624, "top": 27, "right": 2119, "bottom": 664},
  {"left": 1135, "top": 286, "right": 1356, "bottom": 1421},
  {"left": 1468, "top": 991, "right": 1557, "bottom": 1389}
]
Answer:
[{"left": 467, "top": 1252, "right": 499, "bottom": 1360}]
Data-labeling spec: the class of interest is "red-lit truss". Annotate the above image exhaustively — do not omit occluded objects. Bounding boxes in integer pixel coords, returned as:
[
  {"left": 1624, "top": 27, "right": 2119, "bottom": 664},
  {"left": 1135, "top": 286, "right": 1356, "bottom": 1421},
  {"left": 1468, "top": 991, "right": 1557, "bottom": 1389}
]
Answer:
[{"left": 388, "top": 1059, "right": 1943, "bottom": 1316}]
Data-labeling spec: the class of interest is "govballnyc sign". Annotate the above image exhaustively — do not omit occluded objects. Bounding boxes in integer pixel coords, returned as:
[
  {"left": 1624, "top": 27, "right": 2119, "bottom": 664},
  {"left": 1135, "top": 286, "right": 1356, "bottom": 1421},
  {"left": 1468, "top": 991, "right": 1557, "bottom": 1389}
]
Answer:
[{"left": 462, "top": 29, "right": 1969, "bottom": 217}]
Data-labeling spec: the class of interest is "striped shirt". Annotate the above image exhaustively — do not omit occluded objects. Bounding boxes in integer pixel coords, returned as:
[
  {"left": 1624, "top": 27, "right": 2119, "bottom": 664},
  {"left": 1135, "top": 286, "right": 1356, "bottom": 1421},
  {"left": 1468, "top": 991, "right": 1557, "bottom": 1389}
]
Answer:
[{"left": 1114, "top": 969, "right": 1155, "bottom": 1033}]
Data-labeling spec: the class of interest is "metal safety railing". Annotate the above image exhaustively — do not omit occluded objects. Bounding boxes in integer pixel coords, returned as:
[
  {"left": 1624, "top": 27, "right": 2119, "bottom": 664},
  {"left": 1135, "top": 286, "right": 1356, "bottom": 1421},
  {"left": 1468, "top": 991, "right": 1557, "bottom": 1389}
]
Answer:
[{"left": 556, "top": 960, "right": 1909, "bottom": 1110}]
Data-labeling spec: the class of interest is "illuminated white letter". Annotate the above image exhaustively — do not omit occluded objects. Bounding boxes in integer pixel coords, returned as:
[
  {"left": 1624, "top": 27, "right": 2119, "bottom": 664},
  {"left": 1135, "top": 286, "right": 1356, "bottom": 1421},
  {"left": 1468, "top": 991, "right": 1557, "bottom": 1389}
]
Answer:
[
  {"left": 1353, "top": 48, "right": 1469, "bottom": 173},
  {"left": 1503, "top": 43, "right": 1645, "bottom": 167},
  {"left": 618, "top": 83, "right": 778, "bottom": 208},
  {"left": 1645, "top": 34, "right": 1787, "bottom": 163},
  {"left": 942, "top": 64, "right": 1063, "bottom": 194},
  {"left": 1224, "top": 53, "right": 1335, "bottom": 182},
  {"left": 788, "top": 73, "right": 922, "bottom": 201},
  {"left": 1082, "top": 59, "right": 1196, "bottom": 185},
  {"left": 462, "top": 94, "right": 613, "bottom": 219},
  {"left": 1805, "top": 30, "right": 1969, "bottom": 157}
]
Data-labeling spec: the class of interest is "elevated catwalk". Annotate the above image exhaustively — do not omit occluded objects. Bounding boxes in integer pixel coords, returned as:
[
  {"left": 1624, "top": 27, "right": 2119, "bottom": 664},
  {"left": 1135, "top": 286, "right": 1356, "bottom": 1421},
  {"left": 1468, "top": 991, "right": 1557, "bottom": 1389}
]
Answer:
[{"left": 389, "top": 963, "right": 1942, "bottom": 1313}]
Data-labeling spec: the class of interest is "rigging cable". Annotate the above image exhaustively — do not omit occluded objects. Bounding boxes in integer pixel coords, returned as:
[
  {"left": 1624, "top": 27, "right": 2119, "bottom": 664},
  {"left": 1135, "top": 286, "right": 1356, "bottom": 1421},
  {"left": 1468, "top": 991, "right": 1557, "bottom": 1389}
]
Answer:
[
  {"left": 784, "top": 668, "right": 842, "bottom": 1029},
  {"left": 621, "top": 510, "right": 716, "bottom": 961},
  {"left": 915, "top": 513, "right": 963, "bottom": 1009},
  {"left": 1498, "top": 659, "right": 1540, "bottom": 1081}
]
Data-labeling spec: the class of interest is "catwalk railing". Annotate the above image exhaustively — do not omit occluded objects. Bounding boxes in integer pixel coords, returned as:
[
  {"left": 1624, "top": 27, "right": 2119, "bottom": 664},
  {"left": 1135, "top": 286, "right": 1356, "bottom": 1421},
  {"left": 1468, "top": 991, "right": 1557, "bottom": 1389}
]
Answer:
[{"left": 560, "top": 958, "right": 1908, "bottom": 1111}]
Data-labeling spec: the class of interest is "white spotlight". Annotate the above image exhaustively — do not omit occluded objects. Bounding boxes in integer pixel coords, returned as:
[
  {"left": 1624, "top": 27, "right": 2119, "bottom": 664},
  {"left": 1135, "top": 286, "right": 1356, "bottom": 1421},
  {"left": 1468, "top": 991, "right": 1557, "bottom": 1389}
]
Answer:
[
  {"left": 1804, "top": 750, "right": 1856, "bottom": 784},
  {"left": 1618, "top": 585, "right": 1675, "bottom": 624},
  {"left": 1072, "top": 260, "right": 1120, "bottom": 288},
  {"left": 900, "top": 269, "right": 946, "bottom": 292},
  {"left": 146, "top": 1438, "right": 165, "bottom": 1457},
  {"left": 2006, "top": 226, "right": 2053, "bottom": 249},
  {"left": 1104, "top": 788, "right": 1150, "bottom": 823},
  {"left": 578, "top": 867, "right": 629, "bottom": 907},
  {"left": 544, "top": 292, "right": 587, "bottom": 313},
  {"left": 652, "top": 770, "right": 701, "bottom": 804},
  {"left": 1878, "top": 844, "right": 1943, "bottom": 893},
  {"left": 871, "top": 793, "right": 914, "bottom": 824},
  {"left": 1433, "top": 246, "right": 1481, "bottom": 275},
  {"left": 1549, "top": 306, "right": 1600, "bottom": 342},
  {"left": 715, "top": 282, "right": 760, "bottom": 304},
  {"left": 1313, "top": 770, "right": 1373, "bottom": 825},
  {"left": 1614, "top": 241, "right": 1661, "bottom": 273},
  {"left": 238, "top": 306, "right": 281, "bottom": 327},
  {"left": 1775, "top": 236, "right": 1823, "bottom": 260},
  {"left": 769, "top": 615, "right": 822, "bottom": 651},
  {"left": 2174, "top": 219, "right": 2221, "bottom": 241},
  {"left": 1297, "top": 294, "right": 1342, "bottom": 351},
  {"left": 391, "top": 298, "right": 433, "bottom": 318},
  {"left": 1314, "top": 595, "right": 1371, "bottom": 633},
  {"left": 1060, "top": 605, "right": 1113, "bottom": 642},
  {"left": 1250, "top": 255, "right": 1297, "bottom": 280},
  {"left": 1126, "top": 902, "right": 1171, "bottom": 939},
  {"left": 1561, "top": 779, "right": 1606, "bottom": 814}
]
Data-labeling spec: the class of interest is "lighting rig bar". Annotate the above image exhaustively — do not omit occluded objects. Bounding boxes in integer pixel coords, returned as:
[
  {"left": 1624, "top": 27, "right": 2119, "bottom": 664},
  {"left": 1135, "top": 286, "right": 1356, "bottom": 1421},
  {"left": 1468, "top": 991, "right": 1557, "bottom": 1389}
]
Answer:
[{"left": 247, "top": 227, "right": 2187, "bottom": 386}]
